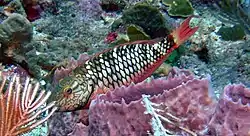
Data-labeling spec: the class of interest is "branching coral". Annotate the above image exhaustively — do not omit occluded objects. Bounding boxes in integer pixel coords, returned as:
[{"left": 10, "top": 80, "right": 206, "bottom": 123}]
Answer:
[{"left": 0, "top": 73, "right": 57, "bottom": 135}]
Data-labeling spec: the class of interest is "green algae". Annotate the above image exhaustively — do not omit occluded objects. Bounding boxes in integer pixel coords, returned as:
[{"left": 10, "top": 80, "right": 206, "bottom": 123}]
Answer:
[
  {"left": 162, "top": 0, "right": 194, "bottom": 17},
  {"left": 121, "top": 3, "right": 169, "bottom": 38},
  {"left": 127, "top": 25, "right": 151, "bottom": 41},
  {"left": 165, "top": 45, "right": 186, "bottom": 66},
  {"left": 109, "top": 25, "right": 150, "bottom": 47},
  {"left": 217, "top": 24, "right": 246, "bottom": 41}
]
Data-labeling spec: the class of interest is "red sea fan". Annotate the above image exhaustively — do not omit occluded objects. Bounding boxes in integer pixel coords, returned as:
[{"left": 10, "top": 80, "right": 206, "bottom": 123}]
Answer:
[{"left": 0, "top": 74, "right": 57, "bottom": 135}]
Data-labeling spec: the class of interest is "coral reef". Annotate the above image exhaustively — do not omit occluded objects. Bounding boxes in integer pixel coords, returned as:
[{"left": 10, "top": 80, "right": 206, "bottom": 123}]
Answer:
[
  {"left": 214, "top": 0, "right": 250, "bottom": 33},
  {"left": 236, "top": 40, "right": 250, "bottom": 86},
  {"left": 1, "top": 0, "right": 250, "bottom": 135},
  {"left": 189, "top": 0, "right": 217, "bottom": 6},
  {"left": 48, "top": 111, "right": 82, "bottom": 135},
  {"left": 48, "top": 67, "right": 214, "bottom": 135},
  {"left": 0, "top": 0, "right": 57, "bottom": 22},
  {"left": 2, "top": 0, "right": 27, "bottom": 17},
  {"left": 22, "top": 38, "right": 91, "bottom": 78},
  {"left": 178, "top": 6, "right": 250, "bottom": 97},
  {"left": 8, "top": 0, "right": 109, "bottom": 78}
]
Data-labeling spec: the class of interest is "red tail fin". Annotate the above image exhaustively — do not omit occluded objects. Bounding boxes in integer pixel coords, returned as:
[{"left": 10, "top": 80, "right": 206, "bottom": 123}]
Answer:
[{"left": 171, "top": 16, "right": 199, "bottom": 45}]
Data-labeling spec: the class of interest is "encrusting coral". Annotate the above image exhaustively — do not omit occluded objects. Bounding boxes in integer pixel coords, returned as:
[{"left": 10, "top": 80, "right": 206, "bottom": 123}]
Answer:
[{"left": 0, "top": 73, "right": 57, "bottom": 136}]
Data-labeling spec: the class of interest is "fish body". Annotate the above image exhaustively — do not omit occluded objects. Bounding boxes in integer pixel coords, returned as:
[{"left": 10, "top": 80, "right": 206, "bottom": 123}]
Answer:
[{"left": 50, "top": 16, "right": 199, "bottom": 111}]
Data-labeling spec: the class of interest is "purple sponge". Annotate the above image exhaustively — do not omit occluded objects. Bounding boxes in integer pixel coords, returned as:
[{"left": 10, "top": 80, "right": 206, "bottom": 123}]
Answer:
[{"left": 69, "top": 68, "right": 216, "bottom": 135}]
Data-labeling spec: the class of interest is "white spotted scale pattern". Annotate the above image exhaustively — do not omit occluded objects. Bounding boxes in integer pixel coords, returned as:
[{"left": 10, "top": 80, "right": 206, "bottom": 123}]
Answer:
[{"left": 82, "top": 37, "right": 175, "bottom": 92}]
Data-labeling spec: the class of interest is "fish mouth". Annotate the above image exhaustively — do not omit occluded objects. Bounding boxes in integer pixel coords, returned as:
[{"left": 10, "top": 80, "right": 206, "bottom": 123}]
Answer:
[
  {"left": 47, "top": 93, "right": 60, "bottom": 109},
  {"left": 47, "top": 98, "right": 63, "bottom": 112}
]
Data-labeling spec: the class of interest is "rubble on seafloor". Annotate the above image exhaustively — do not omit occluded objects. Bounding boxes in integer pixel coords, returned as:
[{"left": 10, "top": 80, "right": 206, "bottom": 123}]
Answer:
[{"left": 179, "top": 7, "right": 250, "bottom": 98}]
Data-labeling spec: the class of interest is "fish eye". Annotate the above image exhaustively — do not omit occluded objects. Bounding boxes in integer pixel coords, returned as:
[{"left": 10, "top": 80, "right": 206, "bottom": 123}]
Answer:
[{"left": 64, "top": 88, "right": 73, "bottom": 94}]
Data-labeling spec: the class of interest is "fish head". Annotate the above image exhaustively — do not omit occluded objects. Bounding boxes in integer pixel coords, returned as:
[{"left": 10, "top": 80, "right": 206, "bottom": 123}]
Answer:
[{"left": 48, "top": 75, "right": 90, "bottom": 112}]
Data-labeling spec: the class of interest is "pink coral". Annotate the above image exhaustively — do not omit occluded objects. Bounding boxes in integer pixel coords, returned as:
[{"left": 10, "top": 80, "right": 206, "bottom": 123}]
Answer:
[
  {"left": 104, "top": 32, "right": 118, "bottom": 44},
  {"left": 78, "top": 0, "right": 103, "bottom": 21},
  {"left": 52, "top": 53, "right": 90, "bottom": 84},
  {"left": 208, "top": 84, "right": 250, "bottom": 136}
]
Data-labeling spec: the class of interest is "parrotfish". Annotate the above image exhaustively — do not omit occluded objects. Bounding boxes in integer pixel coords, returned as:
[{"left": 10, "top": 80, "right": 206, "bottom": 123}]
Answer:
[{"left": 49, "top": 16, "right": 199, "bottom": 112}]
